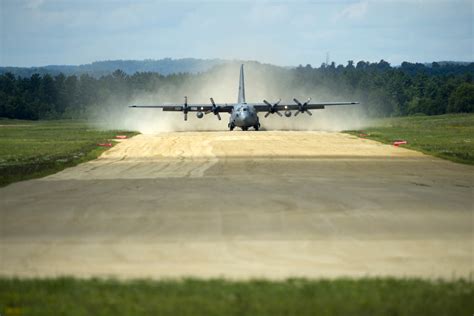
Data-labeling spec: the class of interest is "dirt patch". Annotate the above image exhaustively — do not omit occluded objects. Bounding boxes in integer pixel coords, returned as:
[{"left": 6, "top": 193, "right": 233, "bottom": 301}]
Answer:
[{"left": 0, "top": 131, "right": 472, "bottom": 279}]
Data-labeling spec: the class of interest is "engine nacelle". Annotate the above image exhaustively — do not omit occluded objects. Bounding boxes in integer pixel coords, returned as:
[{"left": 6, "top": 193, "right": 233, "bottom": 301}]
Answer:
[
  {"left": 196, "top": 111, "right": 204, "bottom": 119},
  {"left": 284, "top": 110, "right": 292, "bottom": 117}
]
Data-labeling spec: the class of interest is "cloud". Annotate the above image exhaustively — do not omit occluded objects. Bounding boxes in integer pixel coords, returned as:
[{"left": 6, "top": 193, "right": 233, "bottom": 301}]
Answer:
[
  {"left": 2, "top": 0, "right": 472, "bottom": 66},
  {"left": 247, "top": 2, "right": 289, "bottom": 24},
  {"left": 24, "top": 0, "right": 44, "bottom": 10},
  {"left": 336, "top": 0, "right": 369, "bottom": 20}
]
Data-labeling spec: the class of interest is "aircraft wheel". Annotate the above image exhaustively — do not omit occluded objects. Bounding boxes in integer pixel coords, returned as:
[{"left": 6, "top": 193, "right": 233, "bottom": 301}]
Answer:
[
  {"left": 242, "top": 127, "right": 248, "bottom": 131},
  {"left": 229, "top": 123, "right": 235, "bottom": 131},
  {"left": 254, "top": 125, "right": 259, "bottom": 131}
]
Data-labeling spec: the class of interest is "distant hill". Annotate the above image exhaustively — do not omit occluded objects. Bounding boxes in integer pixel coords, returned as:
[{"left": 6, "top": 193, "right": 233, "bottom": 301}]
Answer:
[
  {"left": 0, "top": 58, "right": 230, "bottom": 78},
  {"left": 2, "top": 58, "right": 471, "bottom": 78}
]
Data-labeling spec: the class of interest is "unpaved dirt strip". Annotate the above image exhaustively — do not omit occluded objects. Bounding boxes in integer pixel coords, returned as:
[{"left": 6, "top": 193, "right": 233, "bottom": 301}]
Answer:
[{"left": 0, "top": 132, "right": 472, "bottom": 279}]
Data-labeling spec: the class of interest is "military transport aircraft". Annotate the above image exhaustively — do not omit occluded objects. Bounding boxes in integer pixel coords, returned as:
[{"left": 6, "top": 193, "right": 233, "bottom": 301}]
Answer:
[{"left": 129, "top": 65, "right": 359, "bottom": 131}]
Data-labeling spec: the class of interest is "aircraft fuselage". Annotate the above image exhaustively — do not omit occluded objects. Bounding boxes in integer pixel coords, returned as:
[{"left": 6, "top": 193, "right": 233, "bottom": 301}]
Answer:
[{"left": 228, "top": 103, "right": 259, "bottom": 130}]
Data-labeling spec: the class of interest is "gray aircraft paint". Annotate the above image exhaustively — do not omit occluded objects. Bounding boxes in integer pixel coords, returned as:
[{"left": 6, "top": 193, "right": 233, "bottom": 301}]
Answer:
[
  {"left": 229, "top": 65, "right": 259, "bottom": 131},
  {"left": 237, "top": 64, "right": 246, "bottom": 104},
  {"left": 129, "top": 64, "right": 359, "bottom": 131}
]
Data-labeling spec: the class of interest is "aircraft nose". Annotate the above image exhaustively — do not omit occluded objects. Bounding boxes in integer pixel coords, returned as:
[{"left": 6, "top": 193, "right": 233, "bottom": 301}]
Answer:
[
  {"left": 241, "top": 112, "right": 252, "bottom": 122},
  {"left": 234, "top": 109, "right": 256, "bottom": 127}
]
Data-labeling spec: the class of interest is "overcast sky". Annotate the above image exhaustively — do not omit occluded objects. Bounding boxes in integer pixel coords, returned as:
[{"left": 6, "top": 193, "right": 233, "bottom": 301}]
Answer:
[{"left": 0, "top": 0, "right": 472, "bottom": 67}]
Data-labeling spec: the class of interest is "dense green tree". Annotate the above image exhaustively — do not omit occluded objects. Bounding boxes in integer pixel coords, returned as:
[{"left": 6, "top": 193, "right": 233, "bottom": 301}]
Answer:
[
  {"left": 0, "top": 61, "right": 473, "bottom": 120},
  {"left": 447, "top": 83, "right": 474, "bottom": 113}
]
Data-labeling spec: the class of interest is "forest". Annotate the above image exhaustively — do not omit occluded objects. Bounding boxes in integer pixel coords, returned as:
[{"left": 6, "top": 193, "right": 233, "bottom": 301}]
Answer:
[{"left": 0, "top": 60, "right": 473, "bottom": 120}]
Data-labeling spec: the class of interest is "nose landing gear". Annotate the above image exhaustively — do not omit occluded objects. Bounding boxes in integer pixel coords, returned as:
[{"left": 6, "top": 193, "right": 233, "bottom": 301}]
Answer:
[{"left": 229, "top": 122, "right": 260, "bottom": 131}]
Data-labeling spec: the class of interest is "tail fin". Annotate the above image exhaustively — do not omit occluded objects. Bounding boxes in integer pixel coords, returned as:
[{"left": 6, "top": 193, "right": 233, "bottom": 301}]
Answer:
[{"left": 237, "top": 64, "right": 246, "bottom": 104}]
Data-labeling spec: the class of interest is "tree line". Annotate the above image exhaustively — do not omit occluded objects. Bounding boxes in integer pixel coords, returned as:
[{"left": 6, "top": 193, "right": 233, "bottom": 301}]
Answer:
[{"left": 0, "top": 60, "right": 473, "bottom": 120}]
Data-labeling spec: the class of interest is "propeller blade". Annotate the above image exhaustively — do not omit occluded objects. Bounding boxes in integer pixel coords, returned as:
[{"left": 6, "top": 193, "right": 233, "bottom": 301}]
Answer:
[
  {"left": 264, "top": 112, "right": 270, "bottom": 118},
  {"left": 184, "top": 113, "right": 188, "bottom": 121},
  {"left": 293, "top": 98, "right": 302, "bottom": 106},
  {"left": 263, "top": 100, "right": 271, "bottom": 106},
  {"left": 306, "top": 110, "right": 313, "bottom": 116},
  {"left": 295, "top": 111, "right": 300, "bottom": 117},
  {"left": 276, "top": 111, "right": 283, "bottom": 117},
  {"left": 303, "top": 97, "right": 311, "bottom": 106},
  {"left": 208, "top": 97, "right": 221, "bottom": 119}
]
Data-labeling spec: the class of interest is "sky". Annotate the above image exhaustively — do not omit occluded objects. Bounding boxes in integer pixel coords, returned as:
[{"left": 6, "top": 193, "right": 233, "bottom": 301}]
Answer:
[{"left": 0, "top": 0, "right": 472, "bottom": 67}]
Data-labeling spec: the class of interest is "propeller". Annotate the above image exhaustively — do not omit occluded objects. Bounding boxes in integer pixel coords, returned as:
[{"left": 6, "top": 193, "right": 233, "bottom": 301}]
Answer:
[
  {"left": 205, "top": 97, "right": 222, "bottom": 120},
  {"left": 263, "top": 99, "right": 282, "bottom": 118},
  {"left": 293, "top": 97, "right": 313, "bottom": 116},
  {"left": 182, "top": 96, "right": 189, "bottom": 121}
]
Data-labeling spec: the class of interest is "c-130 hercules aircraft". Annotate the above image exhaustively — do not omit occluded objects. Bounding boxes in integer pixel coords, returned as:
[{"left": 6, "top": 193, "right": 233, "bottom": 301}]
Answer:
[{"left": 129, "top": 64, "right": 359, "bottom": 131}]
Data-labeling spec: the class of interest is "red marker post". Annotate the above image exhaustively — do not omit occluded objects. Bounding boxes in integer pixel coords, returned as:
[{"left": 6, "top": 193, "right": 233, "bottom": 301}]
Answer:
[{"left": 393, "top": 140, "right": 407, "bottom": 147}]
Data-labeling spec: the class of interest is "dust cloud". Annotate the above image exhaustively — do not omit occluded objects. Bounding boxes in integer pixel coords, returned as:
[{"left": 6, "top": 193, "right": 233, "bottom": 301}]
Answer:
[{"left": 89, "top": 62, "right": 369, "bottom": 133}]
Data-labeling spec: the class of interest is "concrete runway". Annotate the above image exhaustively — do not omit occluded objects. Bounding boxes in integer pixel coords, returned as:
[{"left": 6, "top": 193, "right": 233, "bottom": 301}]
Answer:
[{"left": 1, "top": 131, "right": 472, "bottom": 279}]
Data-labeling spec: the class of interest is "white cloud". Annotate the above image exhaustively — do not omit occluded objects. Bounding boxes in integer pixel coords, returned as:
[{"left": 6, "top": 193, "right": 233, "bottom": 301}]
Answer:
[
  {"left": 336, "top": 0, "right": 369, "bottom": 20},
  {"left": 247, "top": 2, "right": 289, "bottom": 24},
  {"left": 2, "top": 0, "right": 472, "bottom": 66},
  {"left": 24, "top": 0, "right": 44, "bottom": 10}
]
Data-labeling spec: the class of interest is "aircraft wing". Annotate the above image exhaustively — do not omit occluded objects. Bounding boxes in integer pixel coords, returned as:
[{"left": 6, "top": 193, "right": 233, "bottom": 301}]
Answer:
[
  {"left": 129, "top": 98, "right": 234, "bottom": 121},
  {"left": 253, "top": 100, "right": 359, "bottom": 113},
  {"left": 129, "top": 104, "right": 233, "bottom": 112}
]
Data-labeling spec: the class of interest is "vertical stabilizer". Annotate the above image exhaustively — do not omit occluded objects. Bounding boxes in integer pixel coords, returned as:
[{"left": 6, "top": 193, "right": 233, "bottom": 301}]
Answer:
[{"left": 237, "top": 64, "right": 246, "bottom": 104}]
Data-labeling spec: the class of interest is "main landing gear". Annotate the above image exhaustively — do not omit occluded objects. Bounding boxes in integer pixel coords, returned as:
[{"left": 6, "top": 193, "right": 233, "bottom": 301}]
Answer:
[{"left": 253, "top": 120, "right": 261, "bottom": 131}]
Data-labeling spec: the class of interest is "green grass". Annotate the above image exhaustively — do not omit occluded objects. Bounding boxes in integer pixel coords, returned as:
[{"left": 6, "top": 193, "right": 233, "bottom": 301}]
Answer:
[
  {"left": 346, "top": 113, "right": 474, "bottom": 164},
  {"left": 0, "top": 119, "right": 137, "bottom": 186},
  {"left": 2, "top": 115, "right": 472, "bottom": 187},
  {"left": 0, "top": 277, "right": 472, "bottom": 316}
]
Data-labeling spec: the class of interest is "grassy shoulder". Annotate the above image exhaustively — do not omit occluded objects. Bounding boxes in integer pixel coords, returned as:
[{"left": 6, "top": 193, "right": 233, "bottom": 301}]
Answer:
[
  {"left": 0, "top": 119, "right": 137, "bottom": 187},
  {"left": 346, "top": 114, "right": 474, "bottom": 165},
  {"left": 0, "top": 277, "right": 472, "bottom": 316}
]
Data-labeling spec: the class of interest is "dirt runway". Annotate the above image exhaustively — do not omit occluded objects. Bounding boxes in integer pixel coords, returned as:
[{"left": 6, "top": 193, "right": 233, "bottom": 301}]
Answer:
[{"left": 1, "top": 131, "right": 472, "bottom": 279}]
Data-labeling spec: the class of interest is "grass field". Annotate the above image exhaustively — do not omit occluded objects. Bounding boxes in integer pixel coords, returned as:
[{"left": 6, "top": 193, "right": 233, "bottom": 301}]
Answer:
[
  {"left": 0, "top": 277, "right": 472, "bottom": 316},
  {"left": 0, "top": 119, "right": 136, "bottom": 186},
  {"left": 347, "top": 113, "right": 474, "bottom": 165},
  {"left": 1, "top": 116, "right": 473, "bottom": 314},
  {"left": 1, "top": 114, "right": 472, "bottom": 187}
]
